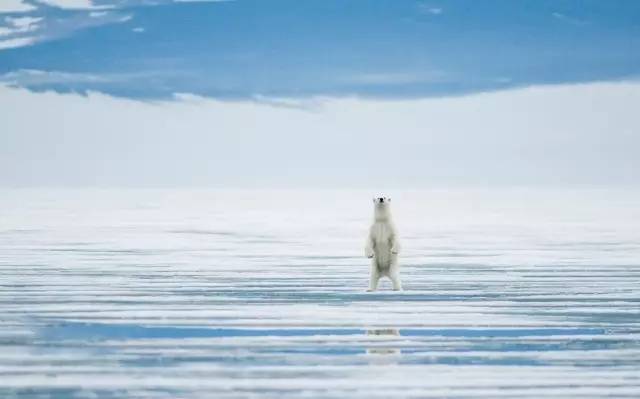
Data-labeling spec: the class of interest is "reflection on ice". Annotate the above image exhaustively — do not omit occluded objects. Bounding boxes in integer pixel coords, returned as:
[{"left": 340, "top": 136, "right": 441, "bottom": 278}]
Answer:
[{"left": 366, "top": 328, "right": 401, "bottom": 359}]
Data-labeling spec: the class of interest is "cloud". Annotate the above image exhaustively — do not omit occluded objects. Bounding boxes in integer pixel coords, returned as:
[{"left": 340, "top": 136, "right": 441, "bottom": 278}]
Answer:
[
  {"left": 0, "top": 7, "right": 133, "bottom": 51},
  {"left": 0, "top": 69, "right": 115, "bottom": 85},
  {"left": 1, "top": 81, "right": 639, "bottom": 187},
  {"left": 89, "top": 11, "right": 109, "bottom": 18},
  {"left": 0, "top": 16, "right": 41, "bottom": 49},
  {"left": 424, "top": 7, "right": 442, "bottom": 15},
  {"left": 0, "top": 1, "right": 36, "bottom": 13},
  {"left": 36, "top": 0, "right": 108, "bottom": 10},
  {"left": 0, "top": 1, "right": 138, "bottom": 54},
  {"left": 418, "top": 3, "right": 443, "bottom": 15},
  {"left": 1, "top": 16, "right": 43, "bottom": 35},
  {"left": 173, "top": 0, "right": 235, "bottom": 2},
  {"left": 0, "top": 36, "right": 36, "bottom": 49},
  {"left": 552, "top": 12, "right": 588, "bottom": 26},
  {"left": 7, "top": 16, "right": 43, "bottom": 29}
]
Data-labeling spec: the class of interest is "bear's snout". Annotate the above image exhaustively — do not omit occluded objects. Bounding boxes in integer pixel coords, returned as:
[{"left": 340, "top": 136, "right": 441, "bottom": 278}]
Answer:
[{"left": 378, "top": 197, "right": 384, "bottom": 203}]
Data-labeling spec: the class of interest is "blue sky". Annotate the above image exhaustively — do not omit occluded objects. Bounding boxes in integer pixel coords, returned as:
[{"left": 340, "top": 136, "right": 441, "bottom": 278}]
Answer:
[{"left": 1, "top": 0, "right": 639, "bottom": 99}]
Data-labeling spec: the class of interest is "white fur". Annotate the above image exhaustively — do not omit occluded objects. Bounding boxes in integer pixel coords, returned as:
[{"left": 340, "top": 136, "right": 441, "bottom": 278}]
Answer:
[{"left": 365, "top": 197, "right": 402, "bottom": 291}]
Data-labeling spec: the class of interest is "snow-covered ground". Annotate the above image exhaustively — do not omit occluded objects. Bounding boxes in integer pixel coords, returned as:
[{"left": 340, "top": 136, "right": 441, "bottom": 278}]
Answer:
[{"left": 1, "top": 188, "right": 639, "bottom": 398}]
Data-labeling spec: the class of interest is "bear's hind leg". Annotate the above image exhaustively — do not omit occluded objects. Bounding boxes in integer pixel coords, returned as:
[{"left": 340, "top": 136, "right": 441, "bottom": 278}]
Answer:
[
  {"left": 367, "top": 262, "right": 380, "bottom": 292},
  {"left": 389, "top": 266, "right": 402, "bottom": 291}
]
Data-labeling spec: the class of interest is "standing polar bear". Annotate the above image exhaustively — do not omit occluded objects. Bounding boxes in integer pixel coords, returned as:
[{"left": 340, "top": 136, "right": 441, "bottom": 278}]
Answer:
[{"left": 365, "top": 197, "right": 402, "bottom": 291}]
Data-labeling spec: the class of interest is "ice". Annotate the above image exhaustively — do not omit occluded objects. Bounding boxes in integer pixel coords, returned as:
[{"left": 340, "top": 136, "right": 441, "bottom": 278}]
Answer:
[{"left": 1, "top": 188, "right": 639, "bottom": 398}]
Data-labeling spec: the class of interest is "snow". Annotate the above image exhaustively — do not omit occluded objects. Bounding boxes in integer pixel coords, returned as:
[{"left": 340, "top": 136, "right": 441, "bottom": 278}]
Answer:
[{"left": 1, "top": 188, "right": 639, "bottom": 398}]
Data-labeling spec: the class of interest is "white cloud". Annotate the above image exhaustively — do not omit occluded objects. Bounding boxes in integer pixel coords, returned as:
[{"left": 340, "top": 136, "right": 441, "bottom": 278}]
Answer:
[
  {"left": 132, "top": 27, "right": 144, "bottom": 33},
  {"left": 418, "top": 3, "right": 443, "bottom": 15},
  {"left": 36, "top": 0, "right": 110, "bottom": 10},
  {"left": 7, "top": 16, "right": 43, "bottom": 29},
  {"left": 0, "top": 69, "right": 114, "bottom": 84},
  {"left": 552, "top": 12, "right": 588, "bottom": 26},
  {"left": 0, "top": 36, "right": 36, "bottom": 49},
  {"left": 89, "top": 11, "right": 109, "bottom": 18},
  {"left": 0, "top": 8, "right": 134, "bottom": 51},
  {"left": 0, "top": 16, "right": 41, "bottom": 46},
  {"left": 1, "top": 81, "right": 639, "bottom": 187},
  {"left": 0, "top": 0, "right": 36, "bottom": 13},
  {"left": 0, "top": 16, "right": 42, "bottom": 38},
  {"left": 174, "top": 0, "right": 235, "bottom": 3}
]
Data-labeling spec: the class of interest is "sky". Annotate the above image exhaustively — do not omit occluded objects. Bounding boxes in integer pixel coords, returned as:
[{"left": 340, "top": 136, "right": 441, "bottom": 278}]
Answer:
[{"left": 1, "top": 0, "right": 639, "bottom": 187}]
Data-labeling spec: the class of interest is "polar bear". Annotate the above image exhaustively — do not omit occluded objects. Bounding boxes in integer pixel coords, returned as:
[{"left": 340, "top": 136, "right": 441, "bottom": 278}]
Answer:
[{"left": 365, "top": 197, "right": 402, "bottom": 291}]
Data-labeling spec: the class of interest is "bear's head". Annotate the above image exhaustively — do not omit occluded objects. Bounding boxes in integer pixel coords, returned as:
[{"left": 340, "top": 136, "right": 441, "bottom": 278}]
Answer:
[{"left": 373, "top": 197, "right": 392, "bottom": 220}]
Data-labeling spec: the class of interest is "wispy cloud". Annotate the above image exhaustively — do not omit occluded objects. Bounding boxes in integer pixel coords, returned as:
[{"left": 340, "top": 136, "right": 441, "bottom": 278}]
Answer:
[
  {"left": 552, "top": 12, "right": 588, "bottom": 26},
  {"left": 0, "top": 0, "right": 230, "bottom": 51},
  {"left": 36, "top": 0, "right": 109, "bottom": 10},
  {"left": 7, "top": 16, "right": 43, "bottom": 29},
  {"left": 0, "top": 69, "right": 114, "bottom": 85},
  {"left": 173, "top": 0, "right": 235, "bottom": 3},
  {"left": 0, "top": 16, "right": 42, "bottom": 48},
  {"left": 0, "top": 7, "right": 133, "bottom": 50},
  {"left": 0, "top": 0, "right": 36, "bottom": 13},
  {"left": 89, "top": 11, "right": 109, "bottom": 18},
  {"left": 2, "top": 69, "right": 171, "bottom": 88},
  {"left": 418, "top": 3, "right": 443, "bottom": 15},
  {"left": 0, "top": 36, "right": 36, "bottom": 49},
  {"left": 0, "top": 16, "right": 42, "bottom": 36}
]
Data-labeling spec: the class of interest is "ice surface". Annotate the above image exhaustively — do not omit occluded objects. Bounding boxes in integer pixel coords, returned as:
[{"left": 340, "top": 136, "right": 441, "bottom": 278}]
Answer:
[{"left": 1, "top": 188, "right": 639, "bottom": 398}]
